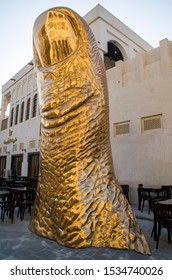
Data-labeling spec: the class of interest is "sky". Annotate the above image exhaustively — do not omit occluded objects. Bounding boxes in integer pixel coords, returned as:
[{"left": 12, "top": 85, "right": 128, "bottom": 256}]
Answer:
[{"left": 0, "top": 0, "right": 172, "bottom": 94}]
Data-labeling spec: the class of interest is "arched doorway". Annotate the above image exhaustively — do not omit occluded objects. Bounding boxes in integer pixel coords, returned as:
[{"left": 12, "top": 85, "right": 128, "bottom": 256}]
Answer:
[{"left": 104, "top": 41, "right": 124, "bottom": 70}]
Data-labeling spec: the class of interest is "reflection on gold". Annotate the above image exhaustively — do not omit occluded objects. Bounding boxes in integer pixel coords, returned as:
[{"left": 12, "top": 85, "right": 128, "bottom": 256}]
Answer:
[{"left": 30, "top": 7, "right": 151, "bottom": 255}]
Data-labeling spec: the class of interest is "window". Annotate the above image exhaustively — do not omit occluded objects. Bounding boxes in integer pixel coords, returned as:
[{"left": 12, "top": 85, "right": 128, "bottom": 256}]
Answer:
[
  {"left": 26, "top": 98, "right": 30, "bottom": 120},
  {"left": 141, "top": 114, "right": 162, "bottom": 132},
  {"left": 32, "top": 94, "right": 37, "bottom": 117},
  {"left": 10, "top": 108, "right": 14, "bottom": 127},
  {"left": 104, "top": 41, "right": 124, "bottom": 70},
  {"left": 14, "top": 104, "right": 19, "bottom": 125},
  {"left": 20, "top": 101, "right": 25, "bottom": 123},
  {"left": 113, "top": 121, "right": 130, "bottom": 136}
]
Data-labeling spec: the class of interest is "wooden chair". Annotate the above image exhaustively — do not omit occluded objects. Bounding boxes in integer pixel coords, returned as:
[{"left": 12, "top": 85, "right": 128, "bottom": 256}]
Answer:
[
  {"left": 1, "top": 189, "right": 24, "bottom": 223},
  {"left": 156, "top": 203, "right": 172, "bottom": 249},
  {"left": 20, "top": 188, "right": 36, "bottom": 220},
  {"left": 138, "top": 184, "right": 169, "bottom": 214},
  {"left": 138, "top": 184, "right": 143, "bottom": 210},
  {"left": 151, "top": 202, "right": 159, "bottom": 241},
  {"left": 161, "top": 185, "right": 172, "bottom": 199},
  {"left": 9, "top": 180, "right": 30, "bottom": 189},
  {"left": 0, "top": 177, "right": 3, "bottom": 186},
  {"left": 138, "top": 184, "right": 152, "bottom": 213},
  {"left": 149, "top": 188, "right": 168, "bottom": 210},
  {"left": 0, "top": 191, "right": 10, "bottom": 219}
]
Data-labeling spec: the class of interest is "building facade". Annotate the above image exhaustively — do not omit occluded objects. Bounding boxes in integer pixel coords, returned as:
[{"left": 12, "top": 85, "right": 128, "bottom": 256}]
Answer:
[
  {"left": 108, "top": 38, "right": 172, "bottom": 202},
  {"left": 1, "top": 4, "right": 171, "bottom": 203}
]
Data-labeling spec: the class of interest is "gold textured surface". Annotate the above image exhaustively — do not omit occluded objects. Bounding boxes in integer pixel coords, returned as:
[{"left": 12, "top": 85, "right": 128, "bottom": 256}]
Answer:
[{"left": 30, "top": 7, "right": 151, "bottom": 255}]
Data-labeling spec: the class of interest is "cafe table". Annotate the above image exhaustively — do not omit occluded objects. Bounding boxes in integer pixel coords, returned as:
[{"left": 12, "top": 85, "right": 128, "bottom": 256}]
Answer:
[{"left": 158, "top": 199, "right": 172, "bottom": 205}]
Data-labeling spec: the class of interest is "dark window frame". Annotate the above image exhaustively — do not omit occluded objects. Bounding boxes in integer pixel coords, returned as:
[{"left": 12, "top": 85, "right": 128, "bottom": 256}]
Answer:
[
  {"left": 10, "top": 108, "right": 14, "bottom": 127},
  {"left": 26, "top": 98, "right": 30, "bottom": 120},
  {"left": 20, "top": 101, "right": 25, "bottom": 123},
  {"left": 14, "top": 104, "right": 19, "bottom": 125},
  {"left": 32, "top": 94, "right": 37, "bottom": 118}
]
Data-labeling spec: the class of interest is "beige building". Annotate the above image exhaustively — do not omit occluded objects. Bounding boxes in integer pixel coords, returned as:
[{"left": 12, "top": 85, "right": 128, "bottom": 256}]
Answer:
[
  {"left": 0, "top": 4, "right": 171, "bottom": 203},
  {"left": 108, "top": 38, "right": 172, "bottom": 202}
]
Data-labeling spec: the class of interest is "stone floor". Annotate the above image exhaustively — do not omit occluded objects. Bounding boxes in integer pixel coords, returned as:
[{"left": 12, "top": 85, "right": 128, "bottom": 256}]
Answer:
[{"left": 0, "top": 205, "right": 171, "bottom": 260}]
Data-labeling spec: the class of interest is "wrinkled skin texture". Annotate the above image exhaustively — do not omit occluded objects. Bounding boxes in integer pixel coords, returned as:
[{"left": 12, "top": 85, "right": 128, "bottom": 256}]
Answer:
[{"left": 30, "top": 7, "right": 151, "bottom": 255}]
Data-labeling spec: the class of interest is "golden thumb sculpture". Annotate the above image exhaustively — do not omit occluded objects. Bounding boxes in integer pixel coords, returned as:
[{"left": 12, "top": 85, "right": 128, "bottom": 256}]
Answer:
[{"left": 30, "top": 7, "right": 151, "bottom": 255}]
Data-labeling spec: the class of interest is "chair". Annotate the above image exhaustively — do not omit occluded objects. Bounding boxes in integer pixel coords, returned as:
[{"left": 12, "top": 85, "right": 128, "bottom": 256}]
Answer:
[
  {"left": 1, "top": 189, "right": 24, "bottom": 223},
  {"left": 151, "top": 202, "right": 159, "bottom": 241},
  {"left": 138, "top": 184, "right": 169, "bottom": 214},
  {"left": 20, "top": 188, "right": 36, "bottom": 220},
  {"left": 0, "top": 177, "right": 12, "bottom": 188},
  {"left": 150, "top": 188, "right": 168, "bottom": 210},
  {"left": 156, "top": 203, "right": 172, "bottom": 249},
  {"left": 0, "top": 177, "right": 3, "bottom": 186},
  {"left": 161, "top": 185, "right": 172, "bottom": 199},
  {"left": 9, "top": 180, "right": 30, "bottom": 189},
  {"left": 138, "top": 184, "right": 152, "bottom": 213},
  {"left": 150, "top": 189, "right": 169, "bottom": 240},
  {"left": 138, "top": 184, "right": 143, "bottom": 210},
  {"left": 0, "top": 191, "right": 10, "bottom": 219}
]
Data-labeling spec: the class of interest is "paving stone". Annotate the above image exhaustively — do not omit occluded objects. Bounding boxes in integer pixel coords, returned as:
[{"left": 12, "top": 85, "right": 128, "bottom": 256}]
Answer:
[{"left": 0, "top": 205, "right": 171, "bottom": 260}]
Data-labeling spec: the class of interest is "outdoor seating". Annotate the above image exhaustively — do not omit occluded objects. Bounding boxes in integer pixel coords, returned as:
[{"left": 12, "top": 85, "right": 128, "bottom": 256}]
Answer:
[
  {"left": 155, "top": 202, "right": 172, "bottom": 249},
  {"left": 20, "top": 188, "right": 36, "bottom": 220},
  {"left": 149, "top": 188, "right": 168, "bottom": 210},
  {"left": 0, "top": 176, "right": 38, "bottom": 223},
  {"left": 9, "top": 180, "right": 31, "bottom": 189},
  {"left": 1, "top": 189, "right": 24, "bottom": 223},
  {"left": 138, "top": 184, "right": 143, "bottom": 210},
  {"left": 0, "top": 190, "right": 10, "bottom": 219},
  {"left": 151, "top": 202, "right": 159, "bottom": 241},
  {"left": 138, "top": 184, "right": 152, "bottom": 213},
  {"left": 138, "top": 184, "right": 169, "bottom": 214},
  {"left": 0, "top": 177, "right": 3, "bottom": 186},
  {"left": 1, "top": 178, "right": 15, "bottom": 187},
  {"left": 161, "top": 185, "right": 172, "bottom": 199}
]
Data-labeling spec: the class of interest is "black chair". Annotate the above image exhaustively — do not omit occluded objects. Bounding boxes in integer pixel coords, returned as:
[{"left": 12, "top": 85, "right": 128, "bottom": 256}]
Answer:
[
  {"left": 138, "top": 184, "right": 169, "bottom": 214},
  {"left": 149, "top": 188, "right": 168, "bottom": 210},
  {"left": 161, "top": 185, "right": 172, "bottom": 199},
  {"left": 0, "top": 191, "right": 10, "bottom": 219},
  {"left": 151, "top": 202, "right": 159, "bottom": 241},
  {"left": 138, "top": 184, "right": 143, "bottom": 210},
  {"left": 156, "top": 203, "right": 172, "bottom": 249},
  {"left": 9, "top": 180, "right": 30, "bottom": 189},
  {"left": 0, "top": 178, "right": 13, "bottom": 187},
  {"left": 1, "top": 189, "right": 24, "bottom": 223},
  {"left": 138, "top": 184, "right": 152, "bottom": 213},
  {"left": 20, "top": 188, "right": 36, "bottom": 220},
  {"left": 0, "top": 177, "right": 3, "bottom": 186}
]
